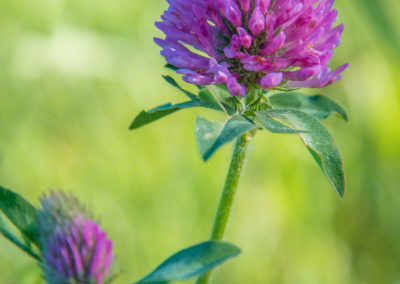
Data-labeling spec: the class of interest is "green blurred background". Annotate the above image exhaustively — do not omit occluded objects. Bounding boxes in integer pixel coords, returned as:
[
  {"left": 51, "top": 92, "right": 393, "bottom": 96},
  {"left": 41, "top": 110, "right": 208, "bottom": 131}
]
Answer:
[{"left": 1, "top": 0, "right": 400, "bottom": 283}]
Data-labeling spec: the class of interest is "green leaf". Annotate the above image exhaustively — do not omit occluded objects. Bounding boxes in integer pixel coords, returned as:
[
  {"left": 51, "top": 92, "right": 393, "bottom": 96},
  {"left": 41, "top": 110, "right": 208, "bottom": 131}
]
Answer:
[
  {"left": 198, "top": 88, "right": 235, "bottom": 115},
  {"left": 135, "top": 241, "right": 241, "bottom": 283},
  {"left": 130, "top": 101, "right": 201, "bottom": 130},
  {"left": 130, "top": 82, "right": 237, "bottom": 131},
  {"left": 0, "top": 186, "right": 40, "bottom": 245},
  {"left": 203, "top": 85, "right": 231, "bottom": 102},
  {"left": 162, "top": 75, "right": 197, "bottom": 100},
  {"left": 269, "top": 92, "right": 348, "bottom": 121},
  {"left": 255, "top": 112, "right": 306, "bottom": 134},
  {"left": 195, "top": 115, "right": 257, "bottom": 161},
  {"left": 0, "top": 214, "right": 41, "bottom": 261},
  {"left": 164, "top": 64, "right": 179, "bottom": 72},
  {"left": 258, "top": 110, "right": 346, "bottom": 197}
]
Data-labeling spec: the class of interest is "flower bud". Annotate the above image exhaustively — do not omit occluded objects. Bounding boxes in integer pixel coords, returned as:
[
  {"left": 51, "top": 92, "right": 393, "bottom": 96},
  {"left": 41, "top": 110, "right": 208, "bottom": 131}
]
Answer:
[
  {"left": 249, "top": 7, "right": 265, "bottom": 36},
  {"left": 38, "top": 192, "right": 114, "bottom": 284},
  {"left": 259, "top": 72, "right": 283, "bottom": 88}
]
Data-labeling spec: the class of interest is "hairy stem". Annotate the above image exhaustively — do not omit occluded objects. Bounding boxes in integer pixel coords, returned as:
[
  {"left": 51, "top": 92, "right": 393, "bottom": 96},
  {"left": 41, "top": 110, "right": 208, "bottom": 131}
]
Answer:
[{"left": 196, "top": 132, "right": 254, "bottom": 284}]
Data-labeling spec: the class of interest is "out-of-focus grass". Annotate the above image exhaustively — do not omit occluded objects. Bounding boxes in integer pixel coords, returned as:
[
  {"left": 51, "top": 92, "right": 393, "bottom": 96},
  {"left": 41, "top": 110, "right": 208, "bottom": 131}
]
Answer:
[{"left": 0, "top": 1, "right": 400, "bottom": 283}]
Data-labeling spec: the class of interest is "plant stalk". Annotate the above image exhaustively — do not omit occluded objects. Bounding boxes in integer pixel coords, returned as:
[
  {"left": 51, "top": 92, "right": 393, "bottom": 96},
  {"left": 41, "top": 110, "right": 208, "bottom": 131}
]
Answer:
[{"left": 196, "top": 132, "right": 254, "bottom": 284}]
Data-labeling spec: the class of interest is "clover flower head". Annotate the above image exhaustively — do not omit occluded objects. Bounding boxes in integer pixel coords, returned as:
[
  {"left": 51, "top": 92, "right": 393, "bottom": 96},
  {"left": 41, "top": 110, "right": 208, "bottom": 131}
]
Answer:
[
  {"left": 38, "top": 192, "right": 114, "bottom": 284},
  {"left": 155, "top": 0, "right": 348, "bottom": 97}
]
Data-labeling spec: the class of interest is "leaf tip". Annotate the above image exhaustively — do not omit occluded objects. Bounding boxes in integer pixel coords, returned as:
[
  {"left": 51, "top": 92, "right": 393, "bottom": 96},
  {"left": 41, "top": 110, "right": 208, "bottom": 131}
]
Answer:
[
  {"left": 129, "top": 122, "right": 136, "bottom": 130},
  {"left": 336, "top": 184, "right": 346, "bottom": 199},
  {"left": 202, "top": 153, "right": 211, "bottom": 162},
  {"left": 129, "top": 111, "right": 145, "bottom": 130}
]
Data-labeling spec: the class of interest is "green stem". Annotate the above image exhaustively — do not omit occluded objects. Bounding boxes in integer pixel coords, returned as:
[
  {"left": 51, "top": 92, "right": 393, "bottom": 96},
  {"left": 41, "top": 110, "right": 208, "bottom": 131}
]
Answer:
[{"left": 196, "top": 132, "right": 254, "bottom": 284}]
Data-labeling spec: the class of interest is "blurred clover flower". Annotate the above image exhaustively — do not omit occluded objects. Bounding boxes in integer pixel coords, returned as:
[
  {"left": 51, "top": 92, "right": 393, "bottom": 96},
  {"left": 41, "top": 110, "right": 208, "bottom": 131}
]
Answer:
[
  {"left": 38, "top": 192, "right": 114, "bottom": 284},
  {"left": 155, "top": 0, "right": 348, "bottom": 97}
]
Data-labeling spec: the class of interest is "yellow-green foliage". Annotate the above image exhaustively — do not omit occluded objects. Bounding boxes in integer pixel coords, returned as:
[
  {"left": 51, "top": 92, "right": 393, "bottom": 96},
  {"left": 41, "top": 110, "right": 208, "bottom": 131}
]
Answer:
[{"left": 0, "top": 1, "right": 400, "bottom": 283}]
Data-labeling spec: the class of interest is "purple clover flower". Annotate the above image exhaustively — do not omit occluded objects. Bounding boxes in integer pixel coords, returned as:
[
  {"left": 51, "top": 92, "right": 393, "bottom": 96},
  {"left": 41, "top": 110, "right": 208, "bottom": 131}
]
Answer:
[
  {"left": 38, "top": 192, "right": 114, "bottom": 284},
  {"left": 43, "top": 218, "right": 113, "bottom": 284},
  {"left": 155, "top": 0, "right": 348, "bottom": 97}
]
